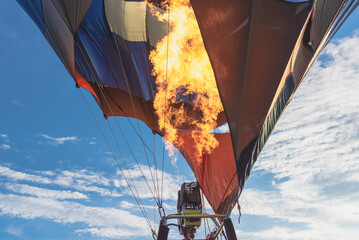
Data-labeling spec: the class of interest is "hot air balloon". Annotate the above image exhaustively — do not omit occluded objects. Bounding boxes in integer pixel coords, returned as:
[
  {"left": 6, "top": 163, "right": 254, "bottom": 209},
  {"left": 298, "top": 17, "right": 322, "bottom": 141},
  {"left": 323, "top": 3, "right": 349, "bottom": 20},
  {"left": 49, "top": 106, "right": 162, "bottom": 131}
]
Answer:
[{"left": 16, "top": 0, "right": 359, "bottom": 239}]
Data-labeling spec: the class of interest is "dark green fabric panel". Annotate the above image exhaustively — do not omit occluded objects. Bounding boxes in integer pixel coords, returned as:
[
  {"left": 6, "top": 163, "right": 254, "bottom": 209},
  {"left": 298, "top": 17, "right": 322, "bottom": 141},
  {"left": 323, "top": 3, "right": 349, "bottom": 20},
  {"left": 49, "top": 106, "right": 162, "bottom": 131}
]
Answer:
[{"left": 234, "top": 74, "right": 295, "bottom": 208}]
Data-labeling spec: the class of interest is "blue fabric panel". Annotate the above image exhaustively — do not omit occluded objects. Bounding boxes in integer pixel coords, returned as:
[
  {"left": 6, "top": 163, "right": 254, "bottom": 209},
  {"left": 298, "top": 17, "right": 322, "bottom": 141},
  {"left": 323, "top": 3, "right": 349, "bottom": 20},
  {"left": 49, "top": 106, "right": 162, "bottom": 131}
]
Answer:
[
  {"left": 113, "top": 35, "right": 151, "bottom": 99},
  {"left": 75, "top": 0, "right": 134, "bottom": 92},
  {"left": 16, "top": 0, "right": 45, "bottom": 32},
  {"left": 74, "top": 0, "right": 155, "bottom": 101},
  {"left": 127, "top": 41, "right": 155, "bottom": 100}
]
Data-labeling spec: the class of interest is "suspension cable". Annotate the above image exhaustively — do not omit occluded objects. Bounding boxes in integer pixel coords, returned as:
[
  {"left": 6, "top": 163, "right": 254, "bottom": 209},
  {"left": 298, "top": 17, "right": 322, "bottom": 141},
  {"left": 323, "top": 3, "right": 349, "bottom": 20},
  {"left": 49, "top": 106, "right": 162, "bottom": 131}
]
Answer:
[
  {"left": 110, "top": 31, "right": 160, "bottom": 203},
  {"left": 160, "top": 0, "right": 171, "bottom": 206},
  {"left": 79, "top": 88, "right": 154, "bottom": 232},
  {"left": 76, "top": 42, "right": 160, "bottom": 204},
  {"left": 106, "top": 119, "right": 160, "bottom": 206},
  {"left": 92, "top": 86, "right": 159, "bottom": 205}
]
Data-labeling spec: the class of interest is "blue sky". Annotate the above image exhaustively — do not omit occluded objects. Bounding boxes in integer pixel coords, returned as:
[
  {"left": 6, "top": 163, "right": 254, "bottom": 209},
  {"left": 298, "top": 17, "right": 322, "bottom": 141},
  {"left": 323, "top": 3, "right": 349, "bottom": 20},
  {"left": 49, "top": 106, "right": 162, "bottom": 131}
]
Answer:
[{"left": 1, "top": 2, "right": 359, "bottom": 240}]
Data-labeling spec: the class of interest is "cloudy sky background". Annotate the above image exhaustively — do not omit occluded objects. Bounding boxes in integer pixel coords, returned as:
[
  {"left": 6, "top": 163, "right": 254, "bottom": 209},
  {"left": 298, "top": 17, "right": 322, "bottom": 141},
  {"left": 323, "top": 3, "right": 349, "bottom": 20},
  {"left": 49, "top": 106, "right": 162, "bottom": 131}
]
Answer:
[{"left": 0, "top": 2, "right": 359, "bottom": 240}]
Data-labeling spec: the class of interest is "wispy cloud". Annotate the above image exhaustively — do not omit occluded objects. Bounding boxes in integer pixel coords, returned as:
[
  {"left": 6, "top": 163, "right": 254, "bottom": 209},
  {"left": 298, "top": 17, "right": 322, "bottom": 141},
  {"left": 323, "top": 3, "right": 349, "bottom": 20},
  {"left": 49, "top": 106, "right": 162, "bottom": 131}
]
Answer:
[
  {"left": 117, "top": 164, "right": 188, "bottom": 201},
  {"left": 119, "top": 200, "right": 176, "bottom": 211},
  {"left": 0, "top": 166, "right": 52, "bottom": 184},
  {"left": 4, "top": 225, "right": 23, "bottom": 238},
  {"left": 76, "top": 227, "right": 149, "bottom": 239},
  {"left": 0, "top": 193, "right": 149, "bottom": 238},
  {"left": 0, "top": 134, "right": 10, "bottom": 150},
  {"left": 11, "top": 99, "right": 27, "bottom": 107},
  {"left": 0, "top": 133, "right": 8, "bottom": 138},
  {"left": 0, "top": 163, "right": 190, "bottom": 238},
  {"left": 0, "top": 144, "right": 10, "bottom": 150},
  {"left": 0, "top": 166, "right": 122, "bottom": 198},
  {"left": 0, "top": 165, "right": 156, "bottom": 238},
  {"left": 237, "top": 33, "right": 359, "bottom": 239},
  {"left": 5, "top": 183, "right": 88, "bottom": 200},
  {"left": 40, "top": 134, "right": 79, "bottom": 145}
]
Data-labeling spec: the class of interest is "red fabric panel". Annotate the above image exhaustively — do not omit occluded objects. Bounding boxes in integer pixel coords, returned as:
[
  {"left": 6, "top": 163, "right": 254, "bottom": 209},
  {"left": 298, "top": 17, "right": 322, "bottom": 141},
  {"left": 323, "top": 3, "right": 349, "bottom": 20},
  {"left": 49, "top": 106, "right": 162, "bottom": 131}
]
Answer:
[
  {"left": 165, "top": 131, "right": 238, "bottom": 214},
  {"left": 81, "top": 82, "right": 227, "bottom": 131}
]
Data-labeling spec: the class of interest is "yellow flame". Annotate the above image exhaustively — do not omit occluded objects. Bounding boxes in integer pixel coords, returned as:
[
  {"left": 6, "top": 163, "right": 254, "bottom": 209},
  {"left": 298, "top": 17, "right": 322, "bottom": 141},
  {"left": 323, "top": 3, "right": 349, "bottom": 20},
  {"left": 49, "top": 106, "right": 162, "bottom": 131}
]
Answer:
[{"left": 149, "top": 0, "right": 223, "bottom": 161}]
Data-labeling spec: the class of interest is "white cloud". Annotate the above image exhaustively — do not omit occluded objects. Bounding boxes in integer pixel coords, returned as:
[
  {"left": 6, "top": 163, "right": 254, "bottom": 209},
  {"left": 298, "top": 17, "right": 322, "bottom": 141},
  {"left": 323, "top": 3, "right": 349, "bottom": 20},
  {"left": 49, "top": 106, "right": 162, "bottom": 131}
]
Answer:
[
  {"left": 5, "top": 183, "right": 88, "bottom": 200},
  {"left": 0, "top": 165, "right": 161, "bottom": 238},
  {"left": 40, "top": 134, "right": 78, "bottom": 145},
  {"left": 119, "top": 200, "right": 176, "bottom": 211},
  {"left": 119, "top": 200, "right": 135, "bottom": 209},
  {"left": 0, "top": 166, "right": 52, "bottom": 184},
  {"left": 0, "top": 166, "right": 122, "bottom": 198},
  {"left": 0, "top": 193, "right": 149, "bottom": 238},
  {"left": 76, "top": 227, "right": 149, "bottom": 239},
  {"left": 1, "top": 144, "right": 10, "bottom": 150},
  {"left": 53, "top": 169, "right": 123, "bottom": 197},
  {"left": 237, "top": 33, "right": 359, "bottom": 239},
  {"left": 4, "top": 225, "right": 23, "bottom": 238},
  {"left": 117, "top": 164, "right": 188, "bottom": 201},
  {"left": 55, "top": 169, "right": 111, "bottom": 186},
  {"left": 163, "top": 139, "right": 179, "bottom": 166},
  {"left": 0, "top": 133, "right": 7, "bottom": 138},
  {"left": 71, "top": 185, "right": 122, "bottom": 198},
  {"left": 35, "top": 170, "right": 56, "bottom": 176},
  {"left": 211, "top": 123, "right": 229, "bottom": 133}
]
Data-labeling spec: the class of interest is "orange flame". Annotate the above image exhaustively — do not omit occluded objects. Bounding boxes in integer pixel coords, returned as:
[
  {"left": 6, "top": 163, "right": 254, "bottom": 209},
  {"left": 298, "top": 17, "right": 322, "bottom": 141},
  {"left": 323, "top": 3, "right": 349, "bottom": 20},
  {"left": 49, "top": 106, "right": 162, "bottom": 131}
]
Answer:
[{"left": 149, "top": 0, "right": 223, "bottom": 161}]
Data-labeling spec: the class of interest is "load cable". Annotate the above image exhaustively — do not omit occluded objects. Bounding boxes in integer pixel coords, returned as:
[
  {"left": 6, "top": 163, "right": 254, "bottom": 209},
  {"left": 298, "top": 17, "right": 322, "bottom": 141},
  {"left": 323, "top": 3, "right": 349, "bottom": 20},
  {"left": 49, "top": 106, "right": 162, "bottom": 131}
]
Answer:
[
  {"left": 79, "top": 88, "right": 154, "bottom": 232},
  {"left": 160, "top": 0, "right": 171, "bottom": 207},
  {"left": 110, "top": 32, "right": 160, "bottom": 203},
  {"left": 110, "top": 16, "right": 158, "bottom": 201},
  {"left": 106, "top": 119, "right": 160, "bottom": 206},
  {"left": 77, "top": 46, "right": 160, "bottom": 206},
  {"left": 90, "top": 81, "right": 160, "bottom": 206}
]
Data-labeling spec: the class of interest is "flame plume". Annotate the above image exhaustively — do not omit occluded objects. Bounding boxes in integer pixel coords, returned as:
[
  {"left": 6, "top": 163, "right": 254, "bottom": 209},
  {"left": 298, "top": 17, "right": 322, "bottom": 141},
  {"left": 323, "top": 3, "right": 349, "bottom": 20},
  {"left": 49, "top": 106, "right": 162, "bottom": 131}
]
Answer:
[{"left": 149, "top": 0, "right": 223, "bottom": 161}]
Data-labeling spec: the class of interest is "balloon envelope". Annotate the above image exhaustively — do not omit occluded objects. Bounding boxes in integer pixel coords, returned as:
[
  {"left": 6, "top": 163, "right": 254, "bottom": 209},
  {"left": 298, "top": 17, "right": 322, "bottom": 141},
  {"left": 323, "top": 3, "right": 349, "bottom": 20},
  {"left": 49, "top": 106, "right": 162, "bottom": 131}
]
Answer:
[{"left": 16, "top": 0, "right": 358, "bottom": 214}]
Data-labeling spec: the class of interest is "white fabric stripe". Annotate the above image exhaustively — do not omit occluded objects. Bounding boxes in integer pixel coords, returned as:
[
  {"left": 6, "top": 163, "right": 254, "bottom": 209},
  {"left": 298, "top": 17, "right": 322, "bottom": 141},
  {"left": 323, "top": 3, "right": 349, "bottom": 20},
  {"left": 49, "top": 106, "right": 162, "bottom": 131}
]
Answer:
[
  {"left": 146, "top": 4, "right": 168, "bottom": 46},
  {"left": 105, "top": 0, "right": 147, "bottom": 42},
  {"left": 105, "top": 0, "right": 167, "bottom": 45}
]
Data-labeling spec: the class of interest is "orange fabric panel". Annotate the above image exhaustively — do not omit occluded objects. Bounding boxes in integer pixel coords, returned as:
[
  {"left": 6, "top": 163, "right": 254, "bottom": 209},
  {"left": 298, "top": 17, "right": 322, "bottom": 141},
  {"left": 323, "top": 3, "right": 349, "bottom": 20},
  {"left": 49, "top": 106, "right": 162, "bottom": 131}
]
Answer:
[{"left": 75, "top": 71, "right": 98, "bottom": 99}]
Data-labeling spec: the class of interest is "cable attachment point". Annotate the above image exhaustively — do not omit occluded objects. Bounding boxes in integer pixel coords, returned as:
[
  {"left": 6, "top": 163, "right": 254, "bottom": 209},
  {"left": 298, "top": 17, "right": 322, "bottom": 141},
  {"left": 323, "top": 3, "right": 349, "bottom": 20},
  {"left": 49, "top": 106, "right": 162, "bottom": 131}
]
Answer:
[
  {"left": 158, "top": 206, "right": 166, "bottom": 219},
  {"left": 75, "top": 82, "right": 80, "bottom": 88},
  {"left": 151, "top": 228, "right": 157, "bottom": 240},
  {"left": 237, "top": 200, "right": 241, "bottom": 224}
]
